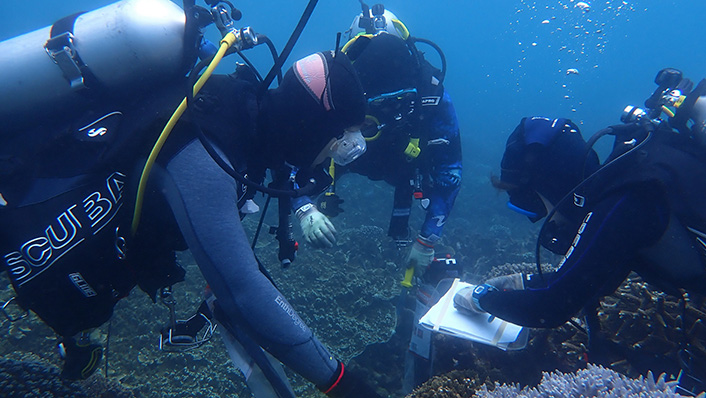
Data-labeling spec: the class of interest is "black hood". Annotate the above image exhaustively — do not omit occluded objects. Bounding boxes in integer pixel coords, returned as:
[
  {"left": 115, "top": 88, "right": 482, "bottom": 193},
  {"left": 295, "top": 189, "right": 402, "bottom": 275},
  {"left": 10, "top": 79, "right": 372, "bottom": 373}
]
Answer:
[
  {"left": 346, "top": 33, "right": 418, "bottom": 97},
  {"left": 501, "top": 117, "right": 600, "bottom": 221},
  {"left": 256, "top": 51, "right": 365, "bottom": 169}
]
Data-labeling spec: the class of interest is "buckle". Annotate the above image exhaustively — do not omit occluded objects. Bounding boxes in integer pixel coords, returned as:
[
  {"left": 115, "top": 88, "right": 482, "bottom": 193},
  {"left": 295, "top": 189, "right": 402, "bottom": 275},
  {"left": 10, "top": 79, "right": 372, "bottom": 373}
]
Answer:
[
  {"left": 159, "top": 313, "right": 216, "bottom": 352},
  {"left": 45, "top": 32, "right": 85, "bottom": 90}
]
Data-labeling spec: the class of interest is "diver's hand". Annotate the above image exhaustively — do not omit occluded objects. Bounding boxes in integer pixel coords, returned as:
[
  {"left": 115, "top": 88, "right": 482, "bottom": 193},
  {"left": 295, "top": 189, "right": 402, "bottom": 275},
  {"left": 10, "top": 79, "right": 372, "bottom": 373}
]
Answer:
[
  {"left": 406, "top": 235, "right": 435, "bottom": 275},
  {"left": 317, "top": 193, "right": 344, "bottom": 217},
  {"left": 485, "top": 273, "right": 526, "bottom": 291},
  {"left": 296, "top": 204, "right": 337, "bottom": 248},
  {"left": 453, "top": 284, "right": 497, "bottom": 315}
]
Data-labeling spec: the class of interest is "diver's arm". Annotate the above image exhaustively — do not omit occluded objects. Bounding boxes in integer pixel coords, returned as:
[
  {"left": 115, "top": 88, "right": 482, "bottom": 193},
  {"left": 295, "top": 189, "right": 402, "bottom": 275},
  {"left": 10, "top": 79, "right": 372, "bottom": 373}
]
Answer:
[
  {"left": 420, "top": 91, "right": 462, "bottom": 240},
  {"left": 479, "top": 186, "right": 669, "bottom": 328}
]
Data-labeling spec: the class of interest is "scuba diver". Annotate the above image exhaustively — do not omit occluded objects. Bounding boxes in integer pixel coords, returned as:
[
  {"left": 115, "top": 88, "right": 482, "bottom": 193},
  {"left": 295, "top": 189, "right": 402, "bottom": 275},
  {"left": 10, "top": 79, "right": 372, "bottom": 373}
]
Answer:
[
  {"left": 295, "top": 3, "right": 462, "bottom": 271},
  {"left": 454, "top": 68, "right": 706, "bottom": 395},
  {"left": 0, "top": 0, "right": 382, "bottom": 397},
  {"left": 290, "top": 3, "right": 463, "bottom": 393}
]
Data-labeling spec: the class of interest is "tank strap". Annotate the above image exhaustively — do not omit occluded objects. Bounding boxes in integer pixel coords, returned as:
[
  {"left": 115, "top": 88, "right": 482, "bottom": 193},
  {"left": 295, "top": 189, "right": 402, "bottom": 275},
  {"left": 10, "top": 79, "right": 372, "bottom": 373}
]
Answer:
[
  {"left": 50, "top": 12, "right": 84, "bottom": 38},
  {"left": 45, "top": 12, "right": 101, "bottom": 91}
]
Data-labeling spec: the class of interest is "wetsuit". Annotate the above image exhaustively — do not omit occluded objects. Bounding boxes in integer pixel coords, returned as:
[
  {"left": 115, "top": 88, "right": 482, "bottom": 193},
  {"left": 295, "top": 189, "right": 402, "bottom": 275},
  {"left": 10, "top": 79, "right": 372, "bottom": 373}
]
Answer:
[
  {"left": 480, "top": 123, "right": 706, "bottom": 328},
  {"left": 351, "top": 90, "right": 462, "bottom": 242},
  {"left": 149, "top": 139, "right": 339, "bottom": 386}
]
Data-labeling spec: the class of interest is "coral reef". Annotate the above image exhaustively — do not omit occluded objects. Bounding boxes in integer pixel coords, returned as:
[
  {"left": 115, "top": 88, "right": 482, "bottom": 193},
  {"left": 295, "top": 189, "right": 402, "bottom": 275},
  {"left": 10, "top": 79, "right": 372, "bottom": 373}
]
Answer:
[
  {"left": 472, "top": 364, "right": 685, "bottom": 398},
  {"left": 407, "top": 369, "right": 481, "bottom": 398},
  {"left": 267, "top": 223, "right": 401, "bottom": 362},
  {"left": 0, "top": 356, "right": 134, "bottom": 398},
  {"left": 594, "top": 276, "right": 706, "bottom": 378},
  {"left": 2, "top": 167, "right": 705, "bottom": 398},
  {"left": 409, "top": 364, "right": 690, "bottom": 398},
  {"left": 0, "top": 356, "right": 87, "bottom": 398},
  {"left": 404, "top": 263, "right": 706, "bottom": 398}
]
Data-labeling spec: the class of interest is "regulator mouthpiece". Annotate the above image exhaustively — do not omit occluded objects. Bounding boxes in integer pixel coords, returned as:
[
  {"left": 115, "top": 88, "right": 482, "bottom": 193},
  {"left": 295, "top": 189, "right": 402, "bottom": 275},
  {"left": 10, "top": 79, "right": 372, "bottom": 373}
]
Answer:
[{"left": 331, "top": 130, "right": 367, "bottom": 166}]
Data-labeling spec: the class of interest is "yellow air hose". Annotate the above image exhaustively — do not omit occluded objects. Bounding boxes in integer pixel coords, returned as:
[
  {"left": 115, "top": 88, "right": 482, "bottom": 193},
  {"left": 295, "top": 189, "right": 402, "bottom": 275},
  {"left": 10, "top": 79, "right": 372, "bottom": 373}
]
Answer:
[{"left": 131, "top": 32, "right": 238, "bottom": 235}]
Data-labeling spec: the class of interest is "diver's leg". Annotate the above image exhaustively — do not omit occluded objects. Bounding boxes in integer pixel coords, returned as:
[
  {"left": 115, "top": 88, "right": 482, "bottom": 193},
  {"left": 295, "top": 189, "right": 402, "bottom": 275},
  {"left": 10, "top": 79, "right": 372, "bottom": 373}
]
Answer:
[{"left": 156, "top": 139, "right": 339, "bottom": 387}]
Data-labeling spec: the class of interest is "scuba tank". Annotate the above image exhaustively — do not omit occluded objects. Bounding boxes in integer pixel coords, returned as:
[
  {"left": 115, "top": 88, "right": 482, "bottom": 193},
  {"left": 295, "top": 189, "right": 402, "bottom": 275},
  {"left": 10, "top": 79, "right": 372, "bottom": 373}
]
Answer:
[{"left": 0, "top": 0, "right": 187, "bottom": 134}]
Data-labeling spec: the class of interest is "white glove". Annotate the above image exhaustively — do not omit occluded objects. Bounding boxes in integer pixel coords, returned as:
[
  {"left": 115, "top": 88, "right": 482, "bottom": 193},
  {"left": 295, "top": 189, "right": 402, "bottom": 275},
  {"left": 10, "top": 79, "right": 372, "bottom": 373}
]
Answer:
[
  {"left": 296, "top": 204, "right": 337, "bottom": 248},
  {"left": 405, "top": 235, "right": 435, "bottom": 275},
  {"left": 453, "top": 286, "right": 486, "bottom": 315},
  {"left": 485, "top": 273, "right": 526, "bottom": 291}
]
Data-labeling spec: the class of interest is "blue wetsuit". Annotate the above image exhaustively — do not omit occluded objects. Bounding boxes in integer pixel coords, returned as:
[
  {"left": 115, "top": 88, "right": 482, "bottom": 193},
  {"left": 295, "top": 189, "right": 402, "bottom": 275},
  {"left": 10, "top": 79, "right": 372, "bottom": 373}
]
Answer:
[
  {"left": 481, "top": 185, "right": 669, "bottom": 328},
  {"left": 415, "top": 91, "right": 463, "bottom": 240}
]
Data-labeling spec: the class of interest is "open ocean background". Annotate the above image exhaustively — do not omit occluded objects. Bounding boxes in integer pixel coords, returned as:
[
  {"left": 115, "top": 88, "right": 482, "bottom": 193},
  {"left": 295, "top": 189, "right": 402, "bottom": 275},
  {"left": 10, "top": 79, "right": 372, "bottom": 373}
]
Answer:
[
  {"left": 2, "top": 1, "right": 706, "bottom": 397},
  {"left": 3, "top": 0, "right": 706, "bottom": 166}
]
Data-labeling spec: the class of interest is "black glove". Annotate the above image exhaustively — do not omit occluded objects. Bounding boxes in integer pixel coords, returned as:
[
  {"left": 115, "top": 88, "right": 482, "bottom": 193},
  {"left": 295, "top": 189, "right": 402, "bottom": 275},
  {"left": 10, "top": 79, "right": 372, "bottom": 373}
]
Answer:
[
  {"left": 317, "top": 194, "right": 344, "bottom": 217},
  {"left": 58, "top": 336, "right": 103, "bottom": 380}
]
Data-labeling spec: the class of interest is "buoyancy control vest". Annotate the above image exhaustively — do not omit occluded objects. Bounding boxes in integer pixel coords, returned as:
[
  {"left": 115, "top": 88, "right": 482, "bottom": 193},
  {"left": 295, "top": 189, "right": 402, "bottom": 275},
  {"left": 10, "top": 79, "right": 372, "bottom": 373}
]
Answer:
[
  {"left": 0, "top": 83, "right": 190, "bottom": 337},
  {"left": 0, "top": 64, "right": 266, "bottom": 337},
  {"left": 351, "top": 57, "right": 444, "bottom": 182},
  {"left": 0, "top": 0, "right": 193, "bottom": 336},
  {"left": 347, "top": 57, "right": 445, "bottom": 240},
  {"left": 589, "top": 125, "right": 706, "bottom": 232},
  {"left": 581, "top": 124, "right": 706, "bottom": 293}
]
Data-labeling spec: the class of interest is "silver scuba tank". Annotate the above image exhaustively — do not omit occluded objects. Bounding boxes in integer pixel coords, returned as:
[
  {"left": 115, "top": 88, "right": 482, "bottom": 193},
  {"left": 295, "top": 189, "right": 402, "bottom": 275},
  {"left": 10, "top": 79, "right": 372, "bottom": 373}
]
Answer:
[{"left": 0, "top": 0, "right": 187, "bottom": 134}]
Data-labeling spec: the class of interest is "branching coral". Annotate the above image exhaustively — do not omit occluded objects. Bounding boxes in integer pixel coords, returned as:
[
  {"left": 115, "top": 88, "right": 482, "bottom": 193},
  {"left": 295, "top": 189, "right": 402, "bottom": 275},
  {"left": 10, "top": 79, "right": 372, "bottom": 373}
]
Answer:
[{"left": 472, "top": 364, "right": 695, "bottom": 398}]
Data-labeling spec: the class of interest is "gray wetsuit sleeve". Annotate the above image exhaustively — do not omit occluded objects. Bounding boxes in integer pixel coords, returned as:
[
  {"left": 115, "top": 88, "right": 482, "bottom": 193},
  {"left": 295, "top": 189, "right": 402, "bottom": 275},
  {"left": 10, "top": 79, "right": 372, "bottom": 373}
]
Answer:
[{"left": 156, "top": 139, "right": 338, "bottom": 387}]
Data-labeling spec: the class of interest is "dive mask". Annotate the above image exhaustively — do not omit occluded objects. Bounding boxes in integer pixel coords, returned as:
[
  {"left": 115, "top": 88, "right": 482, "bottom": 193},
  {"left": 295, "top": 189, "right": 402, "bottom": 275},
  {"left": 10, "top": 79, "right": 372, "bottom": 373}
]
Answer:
[
  {"left": 367, "top": 88, "right": 417, "bottom": 120},
  {"left": 331, "top": 130, "right": 367, "bottom": 165}
]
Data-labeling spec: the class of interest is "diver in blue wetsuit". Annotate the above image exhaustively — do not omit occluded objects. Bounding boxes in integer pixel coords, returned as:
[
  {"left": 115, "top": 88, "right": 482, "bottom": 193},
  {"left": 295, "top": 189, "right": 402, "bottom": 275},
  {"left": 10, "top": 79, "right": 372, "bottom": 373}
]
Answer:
[
  {"left": 455, "top": 70, "right": 706, "bottom": 394},
  {"left": 288, "top": 4, "right": 463, "bottom": 393},
  {"left": 294, "top": 6, "right": 462, "bottom": 278},
  {"left": 0, "top": 5, "right": 380, "bottom": 394}
]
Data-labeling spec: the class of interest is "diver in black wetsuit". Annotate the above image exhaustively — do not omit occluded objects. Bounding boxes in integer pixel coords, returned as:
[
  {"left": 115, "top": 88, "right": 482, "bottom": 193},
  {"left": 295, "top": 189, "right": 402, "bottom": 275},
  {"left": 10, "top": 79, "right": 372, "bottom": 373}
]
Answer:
[
  {"left": 0, "top": 45, "right": 382, "bottom": 397},
  {"left": 454, "top": 69, "right": 706, "bottom": 394}
]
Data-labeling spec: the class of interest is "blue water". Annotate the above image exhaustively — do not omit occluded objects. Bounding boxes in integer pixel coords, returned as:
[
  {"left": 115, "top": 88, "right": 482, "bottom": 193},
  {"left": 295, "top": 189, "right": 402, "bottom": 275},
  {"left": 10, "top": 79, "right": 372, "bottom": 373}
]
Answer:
[
  {"left": 2, "top": 1, "right": 706, "bottom": 395},
  {"left": 2, "top": 0, "right": 705, "bottom": 165}
]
